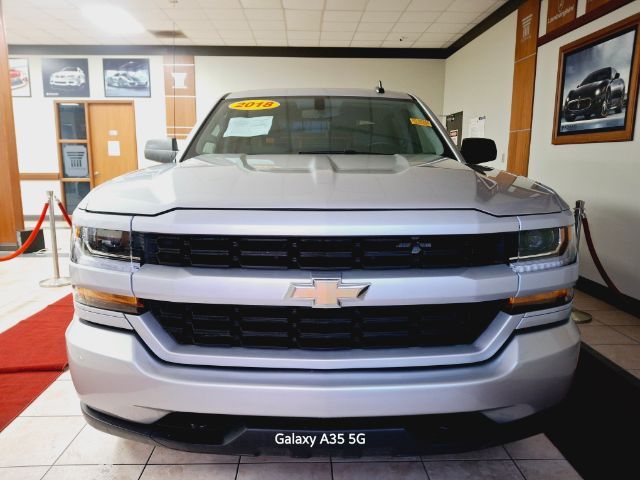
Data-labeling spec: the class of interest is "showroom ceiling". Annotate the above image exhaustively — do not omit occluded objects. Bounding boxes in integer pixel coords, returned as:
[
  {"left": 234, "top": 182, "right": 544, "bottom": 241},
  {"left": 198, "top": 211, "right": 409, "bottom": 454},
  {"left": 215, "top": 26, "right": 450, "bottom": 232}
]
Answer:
[{"left": 3, "top": 0, "right": 508, "bottom": 49}]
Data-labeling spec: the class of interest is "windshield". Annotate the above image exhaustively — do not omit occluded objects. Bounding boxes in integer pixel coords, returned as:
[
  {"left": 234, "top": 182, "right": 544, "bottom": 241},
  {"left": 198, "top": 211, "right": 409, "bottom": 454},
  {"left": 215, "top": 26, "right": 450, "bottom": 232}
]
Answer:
[
  {"left": 184, "top": 96, "right": 451, "bottom": 159},
  {"left": 580, "top": 68, "right": 611, "bottom": 85}
]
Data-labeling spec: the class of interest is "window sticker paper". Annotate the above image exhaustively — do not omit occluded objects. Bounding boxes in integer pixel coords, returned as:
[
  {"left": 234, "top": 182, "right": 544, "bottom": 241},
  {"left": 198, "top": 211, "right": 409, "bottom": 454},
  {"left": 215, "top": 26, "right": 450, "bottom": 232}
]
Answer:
[
  {"left": 223, "top": 116, "right": 274, "bottom": 137},
  {"left": 410, "top": 118, "right": 432, "bottom": 127}
]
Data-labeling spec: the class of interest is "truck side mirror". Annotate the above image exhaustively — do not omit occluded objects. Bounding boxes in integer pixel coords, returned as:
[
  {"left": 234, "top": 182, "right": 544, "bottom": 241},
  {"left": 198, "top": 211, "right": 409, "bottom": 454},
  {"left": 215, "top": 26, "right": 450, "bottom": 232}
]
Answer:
[
  {"left": 144, "top": 138, "right": 177, "bottom": 163},
  {"left": 460, "top": 138, "right": 497, "bottom": 165}
]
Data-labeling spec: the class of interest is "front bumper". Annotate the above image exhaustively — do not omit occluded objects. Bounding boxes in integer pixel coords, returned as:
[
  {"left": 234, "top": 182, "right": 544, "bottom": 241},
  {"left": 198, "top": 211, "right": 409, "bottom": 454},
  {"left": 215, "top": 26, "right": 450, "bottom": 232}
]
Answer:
[{"left": 66, "top": 314, "right": 580, "bottom": 427}]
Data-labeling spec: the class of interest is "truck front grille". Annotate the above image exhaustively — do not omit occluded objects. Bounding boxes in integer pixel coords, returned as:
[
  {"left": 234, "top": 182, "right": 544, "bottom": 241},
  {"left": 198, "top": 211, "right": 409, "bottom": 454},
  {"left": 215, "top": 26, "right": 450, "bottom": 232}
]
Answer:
[
  {"left": 145, "top": 300, "right": 502, "bottom": 350},
  {"left": 133, "top": 233, "right": 517, "bottom": 270}
]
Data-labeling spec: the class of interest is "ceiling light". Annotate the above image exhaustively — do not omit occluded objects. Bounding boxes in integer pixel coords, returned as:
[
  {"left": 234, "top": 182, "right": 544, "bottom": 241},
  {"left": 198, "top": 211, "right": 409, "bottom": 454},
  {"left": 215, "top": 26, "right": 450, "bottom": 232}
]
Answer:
[{"left": 81, "top": 5, "right": 145, "bottom": 35}]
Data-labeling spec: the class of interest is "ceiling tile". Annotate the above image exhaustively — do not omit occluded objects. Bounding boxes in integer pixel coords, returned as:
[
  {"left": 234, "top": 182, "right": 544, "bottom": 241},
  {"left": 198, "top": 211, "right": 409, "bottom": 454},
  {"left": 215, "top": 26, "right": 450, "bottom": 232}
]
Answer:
[
  {"left": 356, "top": 22, "right": 394, "bottom": 33},
  {"left": 282, "top": 0, "right": 324, "bottom": 9},
  {"left": 323, "top": 10, "right": 362, "bottom": 22},
  {"left": 319, "top": 39, "right": 350, "bottom": 47},
  {"left": 384, "top": 32, "right": 419, "bottom": 44},
  {"left": 162, "top": 8, "right": 207, "bottom": 20},
  {"left": 426, "top": 22, "right": 469, "bottom": 34},
  {"left": 398, "top": 11, "right": 440, "bottom": 22},
  {"left": 218, "top": 29, "right": 253, "bottom": 38},
  {"left": 407, "top": 0, "right": 453, "bottom": 11},
  {"left": 448, "top": 0, "right": 496, "bottom": 12},
  {"left": 224, "top": 38, "right": 257, "bottom": 45},
  {"left": 392, "top": 22, "right": 429, "bottom": 33},
  {"left": 240, "top": 0, "right": 280, "bottom": 8},
  {"left": 436, "top": 11, "right": 480, "bottom": 23},
  {"left": 287, "top": 30, "right": 320, "bottom": 40},
  {"left": 249, "top": 20, "right": 286, "bottom": 30},
  {"left": 243, "top": 8, "right": 284, "bottom": 20},
  {"left": 175, "top": 19, "right": 217, "bottom": 30},
  {"left": 412, "top": 41, "right": 446, "bottom": 48},
  {"left": 418, "top": 31, "right": 453, "bottom": 42},
  {"left": 288, "top": 39, "right": 320, "bottom": 46},
  {"left": 197, "top": 0, "right": 242, "bottom": 7},
  {"left": 204, "top": 8, "right": 247, "bottom": 20},
  {"left": 285, "top": 10, "right": 322, "bottom": 30},
  {"left": 252, "top": 30, "right": 287, "bottom": 40},
  {"left": 360, "top": 11, "right": 401, "bottom": 22},
  {"left": 322, "top": 22, "right": 359, "bottom": 32},
  {"left": 350, "top": 40, "right": 382, "bottom": 47},
  {"left": 254, "top": 39, "right": 287, "bottom": 45},
  {"left": 155, "top": 0, "right": 201, "bottom": 8},
  {"left": 325, "top": 0, "right": 367, "bottom": 10},
  {"left": 320, "top": 30, "right": 353, "bottom": 40},
  {"left": 353, "top": 31, "right": 388, "bottom": 41},
  {"left": 366, "top": 0, "right": 410, "bottom": 11},
  {"left": 212, "top": 19, "right": 250, "bottom": 29}
]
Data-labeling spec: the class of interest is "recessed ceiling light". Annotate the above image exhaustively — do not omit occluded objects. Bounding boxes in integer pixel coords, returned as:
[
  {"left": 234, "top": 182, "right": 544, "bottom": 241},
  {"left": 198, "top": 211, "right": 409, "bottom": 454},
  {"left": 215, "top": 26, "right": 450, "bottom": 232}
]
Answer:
[{"left": 81, "top": 5, "right": 145, "bottom": 35}]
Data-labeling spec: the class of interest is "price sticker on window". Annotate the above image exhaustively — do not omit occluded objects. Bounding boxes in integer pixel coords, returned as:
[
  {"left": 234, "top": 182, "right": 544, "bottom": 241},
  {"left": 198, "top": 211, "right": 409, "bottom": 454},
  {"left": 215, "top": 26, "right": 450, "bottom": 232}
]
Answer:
[
  {"left": 410, "top": 118, "right": 432, "bottom": 127},
  {"left": 229, "top": 100, "right": 280, "bottom": 111}
]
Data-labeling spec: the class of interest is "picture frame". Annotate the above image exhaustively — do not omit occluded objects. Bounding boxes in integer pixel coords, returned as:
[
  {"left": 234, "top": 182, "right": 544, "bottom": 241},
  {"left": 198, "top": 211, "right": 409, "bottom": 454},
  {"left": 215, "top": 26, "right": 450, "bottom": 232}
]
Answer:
[
  {"left": 103, "top": 58, "right": 151, "bottom": 98},
  {"left": 9, "top": 58, "right": 31, "bottom": 97},
  {"left": 552, "top": 12, "right": 640, "bottom": 144},
  {"left": 42, "top": 58, "right": 90, "bottom": 98}
]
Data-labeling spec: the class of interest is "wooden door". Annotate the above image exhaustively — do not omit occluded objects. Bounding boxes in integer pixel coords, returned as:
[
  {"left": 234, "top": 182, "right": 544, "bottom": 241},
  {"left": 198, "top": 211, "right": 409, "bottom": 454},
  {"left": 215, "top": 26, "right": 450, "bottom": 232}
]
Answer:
[{"left": 88, "top": 102, "right": 138, "bottom": 186}]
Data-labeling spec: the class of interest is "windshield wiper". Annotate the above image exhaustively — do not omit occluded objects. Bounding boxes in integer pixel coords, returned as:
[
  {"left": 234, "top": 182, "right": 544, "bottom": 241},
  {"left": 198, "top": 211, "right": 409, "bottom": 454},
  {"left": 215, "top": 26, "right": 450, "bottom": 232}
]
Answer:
[{"left": 298, "top": 150, "right": 389, "bottom": 155}]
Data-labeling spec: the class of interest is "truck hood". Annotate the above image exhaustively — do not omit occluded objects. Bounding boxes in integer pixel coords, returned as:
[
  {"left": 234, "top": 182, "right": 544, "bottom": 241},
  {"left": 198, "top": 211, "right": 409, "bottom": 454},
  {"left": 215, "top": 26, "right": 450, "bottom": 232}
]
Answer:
[{"left": 81, "top": 154, "right": 564, "bottom": 216}]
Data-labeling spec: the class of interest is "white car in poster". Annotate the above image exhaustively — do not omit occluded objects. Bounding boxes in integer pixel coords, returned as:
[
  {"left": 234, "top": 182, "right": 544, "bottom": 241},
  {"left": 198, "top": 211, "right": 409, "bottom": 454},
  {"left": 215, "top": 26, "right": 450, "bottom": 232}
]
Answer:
[
  {"left": 106, "top": 71, "right": 148, "bottom": 88},
  {"left": 50, "top": 67, "right": 86, "bottom": 87}
]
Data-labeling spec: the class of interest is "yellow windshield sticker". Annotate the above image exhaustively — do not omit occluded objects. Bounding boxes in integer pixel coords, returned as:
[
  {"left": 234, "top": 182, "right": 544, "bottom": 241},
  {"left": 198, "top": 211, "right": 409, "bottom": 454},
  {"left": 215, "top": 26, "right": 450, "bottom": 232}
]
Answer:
[
  {"left": 410, "top": 118, "right": 432, "bottom": 127},
  {"left": 229, "top": 100, "right": 280, "bottom": 111}
]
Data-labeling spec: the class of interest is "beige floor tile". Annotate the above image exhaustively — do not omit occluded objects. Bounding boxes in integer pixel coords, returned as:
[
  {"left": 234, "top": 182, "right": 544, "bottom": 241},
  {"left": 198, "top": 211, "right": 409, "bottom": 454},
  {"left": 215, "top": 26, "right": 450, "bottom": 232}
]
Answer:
[
  {"left": 237, "top": 462, "right": 331, "bottom": 479},
  {"left": 515, "top": 459, "right": 582, "bottom": 480},
  {"left": 20, "top": 381, "right": 82, "bottom": 417},
  {"left": 56, "top": 370, "right": 72, "bottom": 381},
  {"left": 332, "top": 461, "right": 427, "bottom": 479},
  {"left": 148, "top": 446, "right": 238, "bottom": 464},
  {"left": 140, "top": 464, "right": 237, "bottom": 480},
  {"left": 0, "top": 417, "right": 85, "bottom": 467},
  {"left": 55, "top": 425, "right": 153, "bottom": 465},
  {"left": 592, "top": 344, "right": 640, "bottom": 370},
  {"left": 577, "top": 324, "right": 637, "bottom": 345},
  {"left": 612, "top": 325, "right": 640, "bottom": 343},
  {"left": 589, "top": 310, "right": 640, "bottom": 326},
  {"left": 424, "top": 460, "right": 522, "bottom": 480},
  {"left": 504, "top": 434, "right": 563, "bottom": 460},
  {"left": 42, "top": 465, "right": 143, "bottom": 480},
  {"left": 422, "top": 445, "right": 509, "bottom": 461},
  {"left": 572, "top": 293, "right": 615, "bottom": 311},
  {"left": 240, "top": 455, "right": 328, "bottom": 463},
  {"left": 0, "top": 466, "right": 50, "bottom": 480},
  {"left": 332, "top": 455, "right": 420, "bottom": 462}
]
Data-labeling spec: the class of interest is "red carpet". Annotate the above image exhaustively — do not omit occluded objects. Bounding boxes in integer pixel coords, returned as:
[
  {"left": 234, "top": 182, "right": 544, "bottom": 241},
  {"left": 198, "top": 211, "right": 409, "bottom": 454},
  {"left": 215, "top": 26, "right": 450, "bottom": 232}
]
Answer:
[{"left": 0, "top": 294, "right": 73, "bottom": 430}]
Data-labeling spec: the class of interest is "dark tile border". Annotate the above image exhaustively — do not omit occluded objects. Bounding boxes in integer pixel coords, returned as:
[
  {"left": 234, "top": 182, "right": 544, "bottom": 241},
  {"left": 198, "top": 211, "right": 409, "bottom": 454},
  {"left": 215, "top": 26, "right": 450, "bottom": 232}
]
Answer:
[{"left": 576, "top": 276, "right": 640, "bottom": 319}]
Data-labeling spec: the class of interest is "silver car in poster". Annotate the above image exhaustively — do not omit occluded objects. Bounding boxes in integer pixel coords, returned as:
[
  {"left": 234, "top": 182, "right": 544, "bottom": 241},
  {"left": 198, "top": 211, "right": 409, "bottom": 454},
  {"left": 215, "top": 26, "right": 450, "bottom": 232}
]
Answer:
[{"left": 66, "top": 88, "right": 580, "bottom": 455}]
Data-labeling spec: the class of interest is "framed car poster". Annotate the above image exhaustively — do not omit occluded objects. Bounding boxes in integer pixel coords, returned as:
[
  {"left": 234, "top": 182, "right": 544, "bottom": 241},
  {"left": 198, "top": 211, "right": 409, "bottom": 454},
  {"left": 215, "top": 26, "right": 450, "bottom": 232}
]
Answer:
[
  {"left": 103, "top": 58, "right": 150, "bottom": 97},
  {"left": 42, "top": 58, "right": 90, "bottom": 97},
  {"left": 552, "top": 13, "right": 640, "bottom": 144},
  {"left": 9, "top": 58, "right": 31, "bottom": 97}
]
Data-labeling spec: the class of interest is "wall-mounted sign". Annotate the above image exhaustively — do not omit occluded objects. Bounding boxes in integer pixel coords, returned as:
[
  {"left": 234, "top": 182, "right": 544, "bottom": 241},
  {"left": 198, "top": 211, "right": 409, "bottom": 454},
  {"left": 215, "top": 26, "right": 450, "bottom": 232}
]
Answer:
[
  {"left": 9, "top": 58, "right": 30, "bottom": 97},
  {"left": 42, "top": 58, "right": 90, "bottom": 97},
  {"left": 103, "top": 58, "right": 150, "bottom": 98},
  {"left": 546, "top": 0, "right": 577, "bottom": 34},
  {"left": 553, "top": 13, "right": 640, "bottom": 144}
]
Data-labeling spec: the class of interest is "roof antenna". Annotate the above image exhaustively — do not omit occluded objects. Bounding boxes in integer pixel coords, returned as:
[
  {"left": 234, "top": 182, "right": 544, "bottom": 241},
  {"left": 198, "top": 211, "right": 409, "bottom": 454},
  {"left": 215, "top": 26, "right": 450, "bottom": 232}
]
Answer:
[{"left": 375, "top": 80, "right": 385, "bottom": 94}]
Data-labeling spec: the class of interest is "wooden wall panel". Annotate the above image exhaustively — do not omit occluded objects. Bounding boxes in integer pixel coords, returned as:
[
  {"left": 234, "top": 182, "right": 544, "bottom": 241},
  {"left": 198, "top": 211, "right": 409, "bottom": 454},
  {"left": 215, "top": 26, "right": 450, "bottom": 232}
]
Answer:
[
  {"left": 507, "top": 0, "right": 541, "bottom": 177},
  {"left": 0, "top": 0, "right": 24, "bottom": 245},
  {"left": 546, "top": 0, "right": 577, "bottom": 33},
  {"left": 163, "top": 55, "right": 196, "bottom": 140},
  {"left": 586, "top": 0, "right": 611, "bottom": 12}
]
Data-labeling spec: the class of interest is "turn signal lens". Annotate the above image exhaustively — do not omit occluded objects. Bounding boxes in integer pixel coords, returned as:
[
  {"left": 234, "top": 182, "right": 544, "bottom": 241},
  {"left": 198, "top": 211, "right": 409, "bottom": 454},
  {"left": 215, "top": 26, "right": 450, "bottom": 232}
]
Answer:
[
  {"left": 74, "top": 287, "right": 144, "bottom": 314},
  {"left": 508, "top": 288, "right": 573, "bottom": 313}
]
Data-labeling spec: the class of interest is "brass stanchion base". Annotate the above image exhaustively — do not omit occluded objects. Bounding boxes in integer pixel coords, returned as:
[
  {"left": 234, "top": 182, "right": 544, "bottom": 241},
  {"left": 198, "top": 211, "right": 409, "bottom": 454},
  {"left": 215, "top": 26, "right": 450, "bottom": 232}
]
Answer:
[
  {"left": 39, "top": 277, "right": 71, "bottom": 288},
  {"left": 571, "top": 308, "right": 593, "bottom": 324}
]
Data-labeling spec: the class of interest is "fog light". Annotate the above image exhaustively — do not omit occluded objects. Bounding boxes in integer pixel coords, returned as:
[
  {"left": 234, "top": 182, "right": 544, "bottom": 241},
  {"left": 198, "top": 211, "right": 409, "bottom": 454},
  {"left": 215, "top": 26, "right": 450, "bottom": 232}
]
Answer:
[
  {"left": 508, "top": 288, "right": 573, "bottom": 313},
  {"left": 74, "top": 287, "right": 143, "bottom": 314}
]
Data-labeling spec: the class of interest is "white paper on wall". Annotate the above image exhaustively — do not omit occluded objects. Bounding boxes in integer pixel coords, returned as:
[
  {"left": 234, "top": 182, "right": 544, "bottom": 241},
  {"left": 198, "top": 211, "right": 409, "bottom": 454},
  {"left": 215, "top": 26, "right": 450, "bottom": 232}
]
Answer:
[
  {"left": 469, "top": 116, "right": 486, "bottom": 137},
  {"left": 224, "top": 116, "right": 273, "bottom": 137},
  {"left": 107, "top": 140, "right": 121, "bottom": 156}
]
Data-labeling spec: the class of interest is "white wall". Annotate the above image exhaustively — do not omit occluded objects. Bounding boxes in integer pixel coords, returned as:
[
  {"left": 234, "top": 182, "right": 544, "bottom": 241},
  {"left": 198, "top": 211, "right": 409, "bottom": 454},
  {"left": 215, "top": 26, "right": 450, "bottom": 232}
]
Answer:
[
  {"left": 12, "top": 55, "right": 165, "bottom": 215},
  {"left": 442, "top": 12, "right": 517, "bottom": 169},
  {"left": 194, "top": 56, "right": 445, "bottom": 122},
  {"left": 529, "top": 1, "right": 640, "bottom": 299}
]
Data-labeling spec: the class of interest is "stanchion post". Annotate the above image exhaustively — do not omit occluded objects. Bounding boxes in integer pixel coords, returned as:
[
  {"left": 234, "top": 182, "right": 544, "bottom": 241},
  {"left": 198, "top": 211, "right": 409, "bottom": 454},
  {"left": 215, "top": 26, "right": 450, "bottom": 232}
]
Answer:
[
  {"left": 571, "top": 199, "right": 592, "bottom": 324},
  {"left": 40, "top": 190, "right": 71, "bottom": 288}
]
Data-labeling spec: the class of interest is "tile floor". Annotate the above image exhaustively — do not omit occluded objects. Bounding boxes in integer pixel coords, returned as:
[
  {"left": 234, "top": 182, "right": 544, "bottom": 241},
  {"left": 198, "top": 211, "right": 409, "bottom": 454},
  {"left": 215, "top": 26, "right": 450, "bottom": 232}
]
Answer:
[{"left": 5, "top": 244, "right": 637, "bottom": 479}]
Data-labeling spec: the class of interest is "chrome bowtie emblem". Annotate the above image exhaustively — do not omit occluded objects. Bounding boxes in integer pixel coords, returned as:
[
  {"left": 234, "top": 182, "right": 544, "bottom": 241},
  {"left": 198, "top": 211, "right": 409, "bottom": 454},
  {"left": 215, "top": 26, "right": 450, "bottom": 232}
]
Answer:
[{"left": 286, "top": 279, "right": 370, "bottom": 308}]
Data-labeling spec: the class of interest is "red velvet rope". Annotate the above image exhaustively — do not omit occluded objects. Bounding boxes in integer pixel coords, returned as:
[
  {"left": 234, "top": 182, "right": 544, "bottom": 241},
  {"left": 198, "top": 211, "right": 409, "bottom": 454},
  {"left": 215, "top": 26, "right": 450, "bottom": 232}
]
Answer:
[
  {"left": 581, "top": 216, "right": 623, "bottom": 297},
  {"left": 56, "top": 199, "right": 72, "bottom": 227},
  {"left": 0, "top": 203, "right": 49, "bottom": 262}
]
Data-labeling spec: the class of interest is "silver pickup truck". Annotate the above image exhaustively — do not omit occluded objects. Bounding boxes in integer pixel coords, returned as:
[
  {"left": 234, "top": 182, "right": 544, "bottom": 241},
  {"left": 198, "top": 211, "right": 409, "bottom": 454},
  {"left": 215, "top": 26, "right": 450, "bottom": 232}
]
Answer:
[{"left": 67, "top": 88, "right": 580, "bottom": 455}]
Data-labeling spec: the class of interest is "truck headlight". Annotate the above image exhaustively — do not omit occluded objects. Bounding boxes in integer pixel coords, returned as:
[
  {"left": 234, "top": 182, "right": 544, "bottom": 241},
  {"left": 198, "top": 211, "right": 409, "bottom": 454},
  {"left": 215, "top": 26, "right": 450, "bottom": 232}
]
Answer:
[
  {"left": 595, "top": 88, "right": 601, "bottom": 96},
  {"left": 510, "top": 226, "right": 576, "bottom": 273},
  {"left": 71, "top": 226, "right": 139, "bottom": 264}
]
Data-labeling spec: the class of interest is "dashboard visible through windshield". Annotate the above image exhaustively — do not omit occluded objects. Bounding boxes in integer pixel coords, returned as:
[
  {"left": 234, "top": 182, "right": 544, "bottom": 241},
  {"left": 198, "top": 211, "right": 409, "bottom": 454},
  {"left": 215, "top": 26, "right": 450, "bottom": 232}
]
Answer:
[{"left": 184, "top": 96, "right": 451, "bottom": 160}]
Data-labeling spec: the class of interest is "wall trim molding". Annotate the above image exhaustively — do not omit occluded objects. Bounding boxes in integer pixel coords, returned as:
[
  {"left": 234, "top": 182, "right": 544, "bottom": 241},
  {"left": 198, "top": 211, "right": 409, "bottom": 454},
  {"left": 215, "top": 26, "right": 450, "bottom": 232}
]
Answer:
[
  {"left": 19, "top": 172, "right": 59, "bottom": 181},
  {"left": 576, "top": 276, "right": 640, "bottom": 318},
  {"left": 538, "top": 0, "right": 635, "bottom": 46}
]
